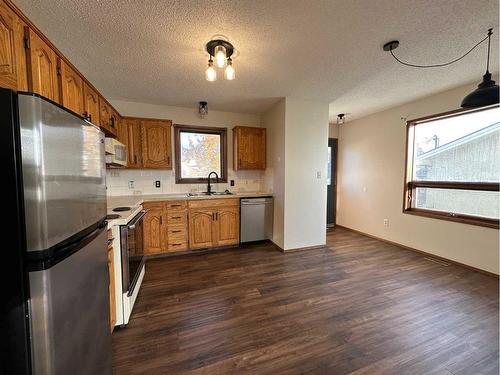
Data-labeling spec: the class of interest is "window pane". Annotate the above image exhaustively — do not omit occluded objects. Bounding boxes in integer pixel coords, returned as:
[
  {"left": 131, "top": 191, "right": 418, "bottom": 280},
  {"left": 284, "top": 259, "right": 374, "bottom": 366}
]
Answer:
[
  {"left": 413, "top": 107, "right": 500, "bottom": 182},
  {"left": 180, "top": 132, "right": 221, "bottom": 178},
  {"left": 415, "top": 188, "right": 499, "bottom": 219}
]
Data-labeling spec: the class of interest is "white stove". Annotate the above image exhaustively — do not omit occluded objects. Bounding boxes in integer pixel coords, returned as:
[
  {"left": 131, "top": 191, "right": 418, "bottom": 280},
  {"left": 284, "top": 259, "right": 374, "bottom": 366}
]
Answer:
[{"left": 107, "top": 205, "right": 145, "bottom": 327}]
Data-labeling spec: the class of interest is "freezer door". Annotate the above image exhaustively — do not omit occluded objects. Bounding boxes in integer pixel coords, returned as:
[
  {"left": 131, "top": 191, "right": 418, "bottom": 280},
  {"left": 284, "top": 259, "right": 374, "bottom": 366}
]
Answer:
[
  {"left": 19, "top": 93, "right": 106, "bottom": 253},
  {"left": 28, "top": 228, "right": 111, "bottom": 375}
]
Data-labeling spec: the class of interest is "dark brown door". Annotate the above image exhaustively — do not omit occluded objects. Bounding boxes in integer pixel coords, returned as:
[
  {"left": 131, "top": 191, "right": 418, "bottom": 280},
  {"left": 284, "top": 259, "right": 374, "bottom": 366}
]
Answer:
[{"left": 327, "top": 138, "right": 337, "bottom": 226}]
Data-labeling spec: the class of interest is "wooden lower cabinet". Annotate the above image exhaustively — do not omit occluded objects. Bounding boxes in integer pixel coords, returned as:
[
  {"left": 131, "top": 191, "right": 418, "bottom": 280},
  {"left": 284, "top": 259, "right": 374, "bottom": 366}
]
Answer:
[
  {"left": 188, "top": 199, "right": 240, "bottom": 249},
  {"left": 142, "top": 198, "right": 240, "bottom": 255},
  {"left": 188, "top": 210, "right": 216, "bottom": 249},
  {"left": 215, "top": 206, "right": 240, "bottom": 246},
  {"left": 143, "top": 202, "right": 166, "bottom": 255}
]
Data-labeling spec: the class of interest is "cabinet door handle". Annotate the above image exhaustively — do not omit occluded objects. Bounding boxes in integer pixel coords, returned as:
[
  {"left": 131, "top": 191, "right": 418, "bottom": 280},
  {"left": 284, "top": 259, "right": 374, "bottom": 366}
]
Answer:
[
  {"left": 172, "top": 230, "right": 182, "bottom": 233},
  {"left": 212, "top": 212, "right": 215, "bottom": 221},
  {"left": 160, "top": 216, "right": 163, "bottom": 225},
  {"left": 134, "top": 155, "right": 137, "bottom": 164},
  {"left": 171, "top": 216, "right": 181, "bottom": 219},
  {"left": 171, "top": 204, "right": 181, "bottom": 208},
  {"left": 215, "top": 212, "right": 218, "bottom": 221}
]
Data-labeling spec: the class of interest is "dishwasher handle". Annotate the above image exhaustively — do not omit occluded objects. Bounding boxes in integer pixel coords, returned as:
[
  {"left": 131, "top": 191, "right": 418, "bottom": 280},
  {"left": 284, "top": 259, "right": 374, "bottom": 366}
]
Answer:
[{"left": 241, "top": 199, "right": 273, "bottom": 205}]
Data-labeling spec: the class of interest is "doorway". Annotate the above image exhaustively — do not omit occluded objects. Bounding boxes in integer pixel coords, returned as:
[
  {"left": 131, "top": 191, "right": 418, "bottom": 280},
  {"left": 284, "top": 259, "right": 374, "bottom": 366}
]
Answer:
[{"left": 327, "top": 138, "right": 338, "bottom": 227}]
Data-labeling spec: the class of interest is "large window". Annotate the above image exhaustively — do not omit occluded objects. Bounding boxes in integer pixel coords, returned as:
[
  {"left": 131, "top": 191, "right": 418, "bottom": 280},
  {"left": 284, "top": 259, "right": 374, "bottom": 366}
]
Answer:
[
  {"left": 404, "top": 105, "right": 499, "bottom": 228},
  {"left": 173, "top": 125, "right": 227, "bottom": 183}
]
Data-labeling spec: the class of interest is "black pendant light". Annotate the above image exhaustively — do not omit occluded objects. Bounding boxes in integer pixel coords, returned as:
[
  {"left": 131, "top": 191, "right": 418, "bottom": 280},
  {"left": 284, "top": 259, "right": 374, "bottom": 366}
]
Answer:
[
  {"left": 383, "top": 28, "right": 499, "bottom": 109},
  {"left": 461, "top": 29, "right": 499, "bottom": 108}
]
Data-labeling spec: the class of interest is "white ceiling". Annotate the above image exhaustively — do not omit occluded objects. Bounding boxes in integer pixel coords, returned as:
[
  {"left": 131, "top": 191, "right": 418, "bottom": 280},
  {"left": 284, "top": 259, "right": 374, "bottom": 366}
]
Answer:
[{"left": 15, "top": 0, "right": 499, "bottom": 121}]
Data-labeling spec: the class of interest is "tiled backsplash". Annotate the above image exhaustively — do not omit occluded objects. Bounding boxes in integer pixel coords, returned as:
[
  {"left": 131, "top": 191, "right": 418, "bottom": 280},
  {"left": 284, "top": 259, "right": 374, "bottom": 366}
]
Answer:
[{"left": 106, "top": 169, "right": 270, "bottom": 196}]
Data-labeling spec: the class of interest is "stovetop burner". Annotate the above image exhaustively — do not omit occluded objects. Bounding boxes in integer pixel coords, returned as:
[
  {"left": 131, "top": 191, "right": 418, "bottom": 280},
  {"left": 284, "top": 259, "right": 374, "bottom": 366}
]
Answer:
[
  {"left": 113, "top": 206, "right": 131, "bottom": 212},
  {"left": 107, "top": 214, "right": 121, "bottom": 219}
]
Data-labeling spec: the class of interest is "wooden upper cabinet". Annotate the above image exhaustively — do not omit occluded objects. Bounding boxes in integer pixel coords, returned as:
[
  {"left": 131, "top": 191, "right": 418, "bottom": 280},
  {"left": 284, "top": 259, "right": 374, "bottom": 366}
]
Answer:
[
  {"left": 122, "top": 118, "right": 142, "bottom": 168},
  {"left": 233, "top": 126, "right": 266, "bottom": 170},
  {"left": 109, "top": 108, "right": 119, "bottom": 137},
  {"left": 141, "top": 119, "right": 172, "bottom": 169},
  {"left": 25, "top": 28, "right": 59, "bottom": 102},
  {"left": 188, "top": 210, "right": 215, "bottom": 249},
  {"left": 215, "top": 206, "right": 240, "bottom": 246},
  {"left": 99, "top": 97, "right": 112, "bottom": 131},
  {"left": 143, "top": 203, "right": 166, "bottom": 255},
  {"left": 0, "top": 2, "right": 27, "bottom": 91},
  {"left": 83, "top": 82, "right": 100, "bottom": 125},
  {"left": 58, "top": 59, "right": 84, "bottom": 115}
]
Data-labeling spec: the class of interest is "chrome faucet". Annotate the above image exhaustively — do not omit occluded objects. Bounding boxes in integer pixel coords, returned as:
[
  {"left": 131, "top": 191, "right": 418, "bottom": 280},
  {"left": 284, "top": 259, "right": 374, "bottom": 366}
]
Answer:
[{"left": 207, "top": 171, "right": 219, "bottom": 194}]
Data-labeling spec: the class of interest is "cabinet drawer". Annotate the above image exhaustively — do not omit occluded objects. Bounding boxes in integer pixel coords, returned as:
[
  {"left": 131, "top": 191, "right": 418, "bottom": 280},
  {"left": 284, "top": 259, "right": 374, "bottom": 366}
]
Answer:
[
  {"left": 167, "top": 225, "right": 187, "bottom": 239},
  {"left": 165, "top": 200, "right": 186, "bottom": 210},
  {"left": 167, "top": 211, "right": 187, "bottom": 224},
  {"left": 143, "top": 201, "right": 165, "bottom": 209},
  {"left": 188, "top": 198, "right": 240, "bottom": 209},
  {"left": 167, "top": 241, "right": 188, "bottom": 252}
]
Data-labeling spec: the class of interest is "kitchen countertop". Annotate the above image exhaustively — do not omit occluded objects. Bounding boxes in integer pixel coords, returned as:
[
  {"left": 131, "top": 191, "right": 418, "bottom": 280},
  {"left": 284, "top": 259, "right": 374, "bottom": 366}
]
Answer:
[{"left": 107, "top": 192, "right": 273, "bottom": 211}]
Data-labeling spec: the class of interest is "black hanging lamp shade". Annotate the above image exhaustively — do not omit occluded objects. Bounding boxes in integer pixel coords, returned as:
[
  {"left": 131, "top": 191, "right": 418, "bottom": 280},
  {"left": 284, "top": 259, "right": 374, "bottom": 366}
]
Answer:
[{"left": 461, "top": 29, "right": 499, "bottom": 108}]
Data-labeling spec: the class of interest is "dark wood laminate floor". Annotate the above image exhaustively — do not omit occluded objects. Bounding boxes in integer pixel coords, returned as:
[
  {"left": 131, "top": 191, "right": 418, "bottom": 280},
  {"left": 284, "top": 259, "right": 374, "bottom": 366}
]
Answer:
[{"left": 112, "top": 227, "right": 499, "bottom": 375}]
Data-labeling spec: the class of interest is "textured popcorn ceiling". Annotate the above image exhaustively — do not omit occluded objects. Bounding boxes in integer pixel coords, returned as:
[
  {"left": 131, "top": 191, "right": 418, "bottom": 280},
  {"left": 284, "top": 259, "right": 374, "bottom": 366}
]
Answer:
[{"left": 15, "top": 0, "right": 499, "bottom": 121}]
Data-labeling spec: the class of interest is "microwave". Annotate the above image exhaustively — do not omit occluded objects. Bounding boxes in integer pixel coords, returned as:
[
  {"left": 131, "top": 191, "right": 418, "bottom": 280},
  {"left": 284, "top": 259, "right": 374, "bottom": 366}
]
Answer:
[{"left": 105, "top": 138, "right": 127, "bottom": 167}]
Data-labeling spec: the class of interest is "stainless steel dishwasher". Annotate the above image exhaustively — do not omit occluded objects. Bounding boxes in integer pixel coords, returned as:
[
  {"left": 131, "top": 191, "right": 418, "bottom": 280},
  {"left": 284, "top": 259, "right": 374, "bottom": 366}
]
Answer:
[{"left": 240, "top": 197, "right": 273, "bottom": 243}]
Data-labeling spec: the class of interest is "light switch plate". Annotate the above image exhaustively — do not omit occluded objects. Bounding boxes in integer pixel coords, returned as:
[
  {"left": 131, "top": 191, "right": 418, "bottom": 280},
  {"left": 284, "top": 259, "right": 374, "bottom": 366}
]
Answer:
[{"left": 128, "top": 181, "right": 134, "bottom": 189}]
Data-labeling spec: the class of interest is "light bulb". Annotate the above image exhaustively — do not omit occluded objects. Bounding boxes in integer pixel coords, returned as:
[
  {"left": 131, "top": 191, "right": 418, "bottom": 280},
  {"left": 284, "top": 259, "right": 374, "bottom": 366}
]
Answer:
[
  {"left": 214, "top": 45, "right": 226, "bottom": 68},
  {"left": 205, "top": 59, "right": 216, "bottom": 81},
  {"left": 224, "top": 58, "right": 235, "bottom": 80}
]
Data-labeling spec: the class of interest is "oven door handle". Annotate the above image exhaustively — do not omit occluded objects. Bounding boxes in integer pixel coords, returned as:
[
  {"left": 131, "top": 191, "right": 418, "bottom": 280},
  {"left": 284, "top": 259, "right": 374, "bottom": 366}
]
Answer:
[{"left": 128, "top": 210, "right": 146, "bottom": 229}]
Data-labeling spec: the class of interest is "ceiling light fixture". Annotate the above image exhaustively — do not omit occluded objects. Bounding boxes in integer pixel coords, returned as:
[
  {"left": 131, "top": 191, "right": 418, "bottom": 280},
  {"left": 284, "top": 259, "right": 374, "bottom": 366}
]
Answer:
[
  {"left": 205, "top": 57, "right": 216, "bottom": 82},
  {"left": 337, "top": 113, "right": 346, "bottom": 125},
  {"left": 199, "top": 101, "right": 208, "bottom": 117},
  {"left": 383, "top": 28, "right": 499, "bottom": 108},
  {"left": 224, "top": 57, "right": 235, "bottom": 80},
  {"left": 205, "top": 39, "right": 235, "bottom": 81},
  {"left": 214, "top": 45, "right": 227, "bottom": 68}
]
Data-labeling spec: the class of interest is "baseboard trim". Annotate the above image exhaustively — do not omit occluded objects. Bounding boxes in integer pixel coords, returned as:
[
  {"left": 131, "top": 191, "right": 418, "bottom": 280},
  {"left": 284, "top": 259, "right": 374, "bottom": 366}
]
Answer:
[
  {"left": 335, "top": 225, "right": 499, "bottom": 278},
  {"left": 273, "top": 242, "right": 328, "bottom": 253}
]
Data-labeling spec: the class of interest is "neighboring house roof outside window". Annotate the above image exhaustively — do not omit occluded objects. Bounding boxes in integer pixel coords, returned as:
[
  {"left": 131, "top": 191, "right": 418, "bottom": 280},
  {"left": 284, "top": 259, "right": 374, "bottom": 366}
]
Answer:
[{"left": 416, "top": 122, "right": 500, "bottom": 162}]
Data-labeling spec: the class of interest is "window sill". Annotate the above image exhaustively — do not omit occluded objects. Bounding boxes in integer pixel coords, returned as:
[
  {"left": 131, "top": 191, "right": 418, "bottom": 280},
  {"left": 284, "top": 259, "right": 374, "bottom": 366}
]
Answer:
[{"left": 403, "top": 208, "right": 499, "bottom": 229}]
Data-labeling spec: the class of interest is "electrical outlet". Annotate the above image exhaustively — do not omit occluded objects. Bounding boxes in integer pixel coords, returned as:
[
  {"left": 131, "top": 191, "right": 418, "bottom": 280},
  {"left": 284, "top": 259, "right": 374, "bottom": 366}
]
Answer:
[
  {"left": 128, "top": 181, "right": 134, "bottom": 189},
  {"left": 317, "top": 171, "right": 321, "bottom": 179},
  {"left": 230, "top": 180, "right": 235, "bottom": 186},
  {"left": 155, "top": 180, "right": 161, "bottom": 188},
  {"left": 383, "top": 218, "right": 389, "bottom": 227}
]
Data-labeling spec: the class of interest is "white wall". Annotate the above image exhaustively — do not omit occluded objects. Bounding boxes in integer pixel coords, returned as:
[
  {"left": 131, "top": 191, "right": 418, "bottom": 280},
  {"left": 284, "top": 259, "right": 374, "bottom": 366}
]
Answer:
[
  {"left": 263, "top": 99, "right": 286, "bottom": 248},
  {"left": 284, "top": 98, "right": 329, "bottom": 250},
  {"left": 329, "top": 123, "right": 339, "bottom": 138},
  {"left": 107, "top": 100, "right": 267, "bottom": 196},
  {"left": 336, "top": 83, "right": 499, "bottom": 274},
  {"left": 263, "top": 98, "right": 329, "bottom": 250}
]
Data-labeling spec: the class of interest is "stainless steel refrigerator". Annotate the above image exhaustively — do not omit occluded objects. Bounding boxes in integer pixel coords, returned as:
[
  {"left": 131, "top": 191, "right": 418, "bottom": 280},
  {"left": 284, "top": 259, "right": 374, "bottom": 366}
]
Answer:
[{"left": 1, "top": 88, "right": 112, "bottom": 374}]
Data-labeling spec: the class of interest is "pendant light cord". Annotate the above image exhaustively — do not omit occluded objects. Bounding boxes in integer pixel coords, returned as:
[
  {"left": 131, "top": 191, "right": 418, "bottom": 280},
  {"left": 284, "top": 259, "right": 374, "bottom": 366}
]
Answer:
[
  {"left": 486, "top": 29, "right": 492, "bottom": 72},
  {"left": 390, "top": 29, "right": 493, "bottom": 68}
]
